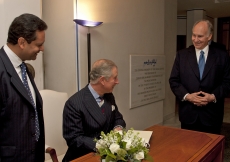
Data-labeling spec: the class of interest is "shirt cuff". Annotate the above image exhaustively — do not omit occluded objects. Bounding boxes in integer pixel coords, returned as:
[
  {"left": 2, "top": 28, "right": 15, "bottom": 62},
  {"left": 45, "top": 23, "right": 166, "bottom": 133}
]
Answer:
[
  {"left": 113, "top": 125, "right": 123, "bottom": 130},
  {"left": 211, "top": 94, "right": 216, "bottom": 103},
  {"left": 182, "top": 93, "right": 189, "bottom": 101}
]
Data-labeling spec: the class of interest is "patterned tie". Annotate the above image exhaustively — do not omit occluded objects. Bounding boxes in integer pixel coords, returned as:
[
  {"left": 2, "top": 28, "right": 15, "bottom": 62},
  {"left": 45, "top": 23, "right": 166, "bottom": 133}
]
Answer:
[
  {"left": 198, "top": 50, "right": 205, "bottom": 80},
  {"left": 99, "top": 97, "right": 105, "bottom": 113},
  {"left": 98, "top": 97, "right": 104, "bottom": 107},
  {"left": 20, "top": 62, "right": 40, "bottom": 141}
]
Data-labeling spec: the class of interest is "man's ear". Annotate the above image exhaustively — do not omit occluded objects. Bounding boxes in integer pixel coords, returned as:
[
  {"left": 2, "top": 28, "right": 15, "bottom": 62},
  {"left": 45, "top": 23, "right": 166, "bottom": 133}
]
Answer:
[
  {"left": 99, "top": 76, "right": 105, "bottom": 85},
  {"left": 208, "top": 33, "right": 213, "bottom": 41},
  {"left": 18, "top": 37, "right": 26, "bottom": 49}
]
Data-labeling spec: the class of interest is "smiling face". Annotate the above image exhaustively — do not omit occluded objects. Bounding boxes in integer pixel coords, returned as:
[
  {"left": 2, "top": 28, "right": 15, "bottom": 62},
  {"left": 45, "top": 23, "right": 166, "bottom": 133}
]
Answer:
[
  {"left": 102, "top": 67, "right": 119, "bottom": 93},
  {"left": 19, "top": 30, "right": 45, "bottom": 61},
  {"left": 192, "top": 21, "right": 212, "bottom": 50}
]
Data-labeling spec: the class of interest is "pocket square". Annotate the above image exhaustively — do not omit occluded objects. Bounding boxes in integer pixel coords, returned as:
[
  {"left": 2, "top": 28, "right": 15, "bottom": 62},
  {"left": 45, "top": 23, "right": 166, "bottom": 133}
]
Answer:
[{"left": 111, "top": 105, "right": 115, "bottom": 111}]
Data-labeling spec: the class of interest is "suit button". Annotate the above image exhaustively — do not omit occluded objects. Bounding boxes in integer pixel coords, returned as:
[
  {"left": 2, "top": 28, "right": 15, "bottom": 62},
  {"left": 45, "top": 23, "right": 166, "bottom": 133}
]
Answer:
[{"left": 31, "top": 149, "right": 34, "bottom": 154}]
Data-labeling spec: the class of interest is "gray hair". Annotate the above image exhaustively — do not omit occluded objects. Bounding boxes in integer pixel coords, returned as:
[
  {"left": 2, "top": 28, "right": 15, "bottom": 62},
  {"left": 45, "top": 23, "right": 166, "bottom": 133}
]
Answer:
[
  {"left": 192, "top": 19, "right": 213, "bottom": 37},
  {"left": 89, "top": 59, "right": 117, "bottom": 84}
]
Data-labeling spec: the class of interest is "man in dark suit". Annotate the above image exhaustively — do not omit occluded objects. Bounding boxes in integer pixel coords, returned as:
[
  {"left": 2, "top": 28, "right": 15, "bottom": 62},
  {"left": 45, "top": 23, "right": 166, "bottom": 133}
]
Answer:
[
  {"left": 62, "top": 59, "right": 126, "bottom": 161},
  {"left": 169, "top": 19, "right": 230, "bottom": 134},
  {"left": 0, "top": 14, "right": 47, "bottom": 161}
]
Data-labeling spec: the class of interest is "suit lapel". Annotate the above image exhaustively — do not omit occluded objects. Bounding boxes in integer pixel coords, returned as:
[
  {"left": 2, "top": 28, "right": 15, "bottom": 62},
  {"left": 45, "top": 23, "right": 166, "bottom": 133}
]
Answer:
[
  {"left": 202, "top": 46, "right": 217, "bottom": 80},
  {"left": 188, "top": 46, "right": 200, "bottom": 80},
  {"left": 0, "top": 48, "right": 34, "bottom": 107},
  {"left": 27, "top": 70, "right": 42, "bottom": 108},
  {"left": 83, "top": 87, "right": 107, "bottom": 127}
]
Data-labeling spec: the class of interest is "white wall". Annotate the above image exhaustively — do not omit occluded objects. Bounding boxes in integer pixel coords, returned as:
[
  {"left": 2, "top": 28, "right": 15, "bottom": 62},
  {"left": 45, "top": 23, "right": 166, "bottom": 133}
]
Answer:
[
  {"left": 42, "top": 0, "right": 77, "bottom": 96},
  {"left": 164, "top": 1, "right": 177, "bottom": 121},
  {"left": 0, "top": 0, "right": 44, "bottom": 90},
  {"left": 0, "top": 0, "right": 41, "bottom": 45},
  {"left": 77, "top": 0, "right": 177, "bottom": 129},
  {"left": 42, "top": 0, "right": 177, "bottom": 130}
]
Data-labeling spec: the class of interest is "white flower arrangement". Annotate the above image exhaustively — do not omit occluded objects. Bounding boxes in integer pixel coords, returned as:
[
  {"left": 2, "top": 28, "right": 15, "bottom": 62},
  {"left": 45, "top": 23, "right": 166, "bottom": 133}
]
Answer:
[{"left": 94, "top": 128, "right": 153, "bottom": 162}]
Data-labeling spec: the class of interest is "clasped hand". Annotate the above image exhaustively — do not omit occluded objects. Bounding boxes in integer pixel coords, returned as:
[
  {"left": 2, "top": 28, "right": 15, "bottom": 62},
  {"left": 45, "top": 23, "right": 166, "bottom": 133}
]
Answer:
[{"left": 186, "top": 91, "right": 215, "bottom": 106}]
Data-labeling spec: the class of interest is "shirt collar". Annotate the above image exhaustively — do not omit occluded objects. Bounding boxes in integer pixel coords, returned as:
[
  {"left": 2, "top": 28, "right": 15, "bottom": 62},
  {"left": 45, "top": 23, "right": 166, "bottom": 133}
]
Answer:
[
  {"left": 88, "top": 84, "right": 100, "bottom": 100},
  {"left": 195, "top": 44, "right": 209, "bottom": 56},
  {"left": 3, "top": 44, "right": 22, "bottom": 68}
]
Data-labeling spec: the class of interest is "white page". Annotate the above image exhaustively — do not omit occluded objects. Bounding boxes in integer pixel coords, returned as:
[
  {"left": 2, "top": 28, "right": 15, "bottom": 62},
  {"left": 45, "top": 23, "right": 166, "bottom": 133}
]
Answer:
[{"left": 133, "top": 130, "right": 153, "bottom": 143}]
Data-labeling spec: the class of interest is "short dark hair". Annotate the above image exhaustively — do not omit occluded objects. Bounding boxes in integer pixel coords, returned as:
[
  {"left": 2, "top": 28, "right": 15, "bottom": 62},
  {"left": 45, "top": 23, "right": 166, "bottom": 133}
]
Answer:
[{"left": 7, "top": 13, "right": 48, "bottom": 45}]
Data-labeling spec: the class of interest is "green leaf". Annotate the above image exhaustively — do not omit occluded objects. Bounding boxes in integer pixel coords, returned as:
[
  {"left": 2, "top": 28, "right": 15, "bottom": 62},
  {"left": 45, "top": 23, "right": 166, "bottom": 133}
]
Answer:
[
  {"left": 121, "top": 141, "right": 127, "bottom": 149},
  {"left": 145, "top": 154, "right": 154, "bottom": 162},
  {"left": 105, "top": 155, "right": 114, "bottom": 162},
  {"left": 107, "top": 152, "right": 116, "bottom": 159},
  {"left": 116, "top": 148, "right": 127, "bottom": 159}
]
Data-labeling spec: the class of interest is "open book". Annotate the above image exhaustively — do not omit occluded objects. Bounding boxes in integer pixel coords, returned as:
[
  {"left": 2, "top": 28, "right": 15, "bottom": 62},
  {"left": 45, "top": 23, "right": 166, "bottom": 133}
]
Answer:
[{"left": 133, "top": 130, "right": 153, "bottom": 144}]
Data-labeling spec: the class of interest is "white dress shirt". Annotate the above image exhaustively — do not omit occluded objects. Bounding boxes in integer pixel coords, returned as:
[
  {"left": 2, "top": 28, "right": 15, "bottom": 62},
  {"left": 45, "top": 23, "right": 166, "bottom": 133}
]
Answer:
[
  {"left": 3, "top": 44, "right": 36, "bottom": 105},
  {"left": 195, "top": 45, "right": 209, "bottom": 63}
]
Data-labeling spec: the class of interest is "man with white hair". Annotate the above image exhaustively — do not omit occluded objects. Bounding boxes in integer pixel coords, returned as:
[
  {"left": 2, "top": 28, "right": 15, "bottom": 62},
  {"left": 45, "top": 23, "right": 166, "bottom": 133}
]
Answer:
[
  {"left": 63, "top": 59, "right": 126, "bottom": 161},
  {"left": 169, "top": 19, "right": 230, "bottom": 134}
]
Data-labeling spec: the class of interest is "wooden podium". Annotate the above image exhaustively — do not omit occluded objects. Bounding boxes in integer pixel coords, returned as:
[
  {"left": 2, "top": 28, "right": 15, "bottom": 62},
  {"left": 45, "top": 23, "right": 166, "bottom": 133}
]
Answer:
[{"left": 71, "top": 125, "right": 225, "bottom": 162}]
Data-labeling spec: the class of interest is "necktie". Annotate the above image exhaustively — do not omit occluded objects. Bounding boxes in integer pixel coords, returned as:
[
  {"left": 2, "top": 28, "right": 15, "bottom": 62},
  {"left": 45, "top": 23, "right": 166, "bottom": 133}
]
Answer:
[
  {"left": 198, "top": 51, "right": 205, "bottom": 80},
  {"left": 20, "top": 62, "right": 40, "bottom": 141},
  {"left": 98, "top": 97, "right": 105, "bottom": 113},
  {"left": 98, "top": 97, "right": 104, "bottom": 107}
]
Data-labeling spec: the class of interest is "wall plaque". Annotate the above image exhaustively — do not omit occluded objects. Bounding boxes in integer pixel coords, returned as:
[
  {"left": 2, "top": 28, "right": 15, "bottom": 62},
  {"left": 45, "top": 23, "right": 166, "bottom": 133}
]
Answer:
[{"left": 130, "top": 55, "right": 165, "bottom": 108}]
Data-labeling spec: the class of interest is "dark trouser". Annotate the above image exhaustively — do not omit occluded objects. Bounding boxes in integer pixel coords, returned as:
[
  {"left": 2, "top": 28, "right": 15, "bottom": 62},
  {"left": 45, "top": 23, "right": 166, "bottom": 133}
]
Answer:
[{"left": 181, "top": 117, "right": 222, "bottom": 134}]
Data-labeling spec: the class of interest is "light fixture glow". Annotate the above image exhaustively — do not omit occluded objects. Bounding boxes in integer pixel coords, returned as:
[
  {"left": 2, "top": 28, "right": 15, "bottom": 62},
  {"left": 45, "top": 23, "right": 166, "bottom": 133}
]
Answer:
[
  {"left": 73, "top": 19, "right": 103, "bottom": 83},
  {"left": 73, "top": 19, "right": 103, "bottom": 27}
]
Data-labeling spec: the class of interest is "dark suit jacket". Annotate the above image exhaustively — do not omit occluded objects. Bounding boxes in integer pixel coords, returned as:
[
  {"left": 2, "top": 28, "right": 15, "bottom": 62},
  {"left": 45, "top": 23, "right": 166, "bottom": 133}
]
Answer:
[
  {"left": 62, "top": 85, "right": 126, "bottom": 161},
  {"left": 169, "top": 45, "right": 230, "bottom": 127},
  {"left": 0, "top": 47, "right": 45, "bottom": 162},
  {"left": 210, "top": 41, "right": 226, "bottom": 51}
]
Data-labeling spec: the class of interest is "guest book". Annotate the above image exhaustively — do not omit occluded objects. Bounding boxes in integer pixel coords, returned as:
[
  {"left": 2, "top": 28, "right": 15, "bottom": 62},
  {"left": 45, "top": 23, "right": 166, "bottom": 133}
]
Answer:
[{"left": 133, "top": 130, "right": 153, "bottom": 143}]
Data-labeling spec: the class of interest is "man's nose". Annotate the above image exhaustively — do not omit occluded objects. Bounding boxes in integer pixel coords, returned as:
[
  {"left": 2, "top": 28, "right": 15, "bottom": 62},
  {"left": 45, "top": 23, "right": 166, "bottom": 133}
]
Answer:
[
  {"left": 193, "top": 37, "right": 199, "bottom": 42},
  {"left": 115, "top": 79, "right": 119, "bottom": 84},
  {"left": 40, "top": 45, "right": 44, "bottom": 51}
]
